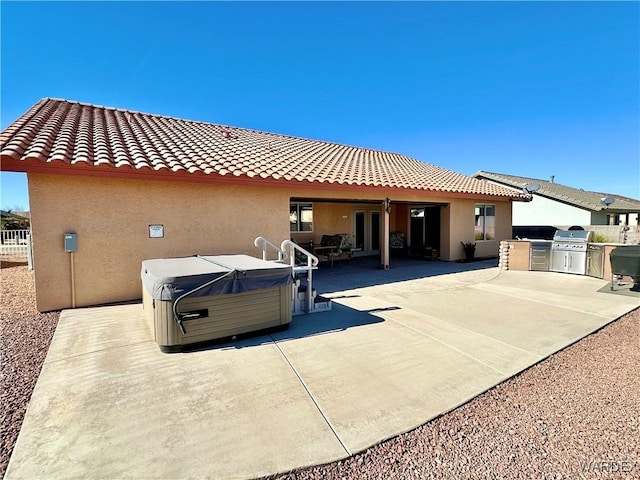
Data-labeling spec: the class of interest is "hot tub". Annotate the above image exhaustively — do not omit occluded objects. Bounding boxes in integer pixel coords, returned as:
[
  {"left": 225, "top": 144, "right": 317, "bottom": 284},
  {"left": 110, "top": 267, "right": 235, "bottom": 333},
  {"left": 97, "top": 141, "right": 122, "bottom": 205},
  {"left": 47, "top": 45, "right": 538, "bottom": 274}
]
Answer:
[{"left": 142, "top": 255, "right": 293, "bottom": 352}]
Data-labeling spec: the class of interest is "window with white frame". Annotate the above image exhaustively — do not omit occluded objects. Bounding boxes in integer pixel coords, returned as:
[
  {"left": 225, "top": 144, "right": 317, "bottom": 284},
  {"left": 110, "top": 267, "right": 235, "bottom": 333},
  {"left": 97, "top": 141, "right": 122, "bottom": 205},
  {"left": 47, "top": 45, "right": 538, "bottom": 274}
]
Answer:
[
  {"left": 290, "top": 202, "right": 313, "bottom": 232},
  {"left": 475, "top": 204, "right": 495, "bottom": 240}
]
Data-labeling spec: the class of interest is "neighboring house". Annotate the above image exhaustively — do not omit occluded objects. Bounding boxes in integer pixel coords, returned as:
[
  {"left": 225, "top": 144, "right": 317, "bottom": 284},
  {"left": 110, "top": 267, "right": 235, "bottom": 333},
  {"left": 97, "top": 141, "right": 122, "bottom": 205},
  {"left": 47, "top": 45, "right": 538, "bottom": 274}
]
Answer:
[
  {"left": 474, "top": 171, "right": 640, "bottom": 233},
  {"left": 0, "top": 209, "right": 30, "bottom": 229},
  {"left": 0, "top": 99, "right": 528, "bottom": 312}
]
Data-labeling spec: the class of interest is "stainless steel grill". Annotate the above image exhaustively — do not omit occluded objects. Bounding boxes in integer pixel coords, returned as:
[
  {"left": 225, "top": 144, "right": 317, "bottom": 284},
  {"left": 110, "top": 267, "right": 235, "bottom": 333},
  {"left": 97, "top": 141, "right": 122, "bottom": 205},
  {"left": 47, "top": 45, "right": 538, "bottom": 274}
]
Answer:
[{"left": 550, "top": 230, "right": 591, "bottom": 275}]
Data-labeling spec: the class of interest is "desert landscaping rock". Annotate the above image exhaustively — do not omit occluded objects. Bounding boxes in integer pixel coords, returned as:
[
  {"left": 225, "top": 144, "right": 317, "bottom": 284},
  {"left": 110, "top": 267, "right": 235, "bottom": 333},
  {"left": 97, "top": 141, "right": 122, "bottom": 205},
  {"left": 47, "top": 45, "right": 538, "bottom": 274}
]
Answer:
[
  {"left": 1, "top": 261, "right": 59, "bottom": 477},
  {"left": 1, "top": 261, "right": 638, "bottom": 479}
]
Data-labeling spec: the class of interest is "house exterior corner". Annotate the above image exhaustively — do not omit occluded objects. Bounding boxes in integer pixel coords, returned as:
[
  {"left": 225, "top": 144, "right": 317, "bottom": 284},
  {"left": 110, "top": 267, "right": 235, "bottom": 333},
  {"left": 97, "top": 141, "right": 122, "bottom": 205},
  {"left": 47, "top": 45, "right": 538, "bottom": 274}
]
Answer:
[{"left": 28, "top": 174, "right": 291, "bottom": 311}]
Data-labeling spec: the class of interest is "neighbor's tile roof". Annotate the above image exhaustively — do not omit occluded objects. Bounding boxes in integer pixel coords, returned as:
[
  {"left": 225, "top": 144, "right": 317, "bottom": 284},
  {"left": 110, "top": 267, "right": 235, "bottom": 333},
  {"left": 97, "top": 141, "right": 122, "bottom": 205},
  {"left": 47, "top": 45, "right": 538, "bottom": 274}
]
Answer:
[
  {"left": 1, "top": 98, "right": 525, "bottom": 199},
  {"left": 475, "top": 171, "right": 640, "bottom": 212}
]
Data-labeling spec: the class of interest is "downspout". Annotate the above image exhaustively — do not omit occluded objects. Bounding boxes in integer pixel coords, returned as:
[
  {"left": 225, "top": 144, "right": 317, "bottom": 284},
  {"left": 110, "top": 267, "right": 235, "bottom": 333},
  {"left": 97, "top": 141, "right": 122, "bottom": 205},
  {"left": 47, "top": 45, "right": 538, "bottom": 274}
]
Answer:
[{"left": 70, "top": 252, "right": 76, "bottom": 308}]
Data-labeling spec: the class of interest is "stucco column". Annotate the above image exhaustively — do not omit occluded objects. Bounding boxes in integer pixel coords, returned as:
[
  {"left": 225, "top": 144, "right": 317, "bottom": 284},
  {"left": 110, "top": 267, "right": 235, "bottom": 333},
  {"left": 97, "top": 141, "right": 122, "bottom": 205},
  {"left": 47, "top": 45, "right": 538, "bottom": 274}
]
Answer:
[{"left": 382, "top": 198, "right": 390, "bottom": 269}]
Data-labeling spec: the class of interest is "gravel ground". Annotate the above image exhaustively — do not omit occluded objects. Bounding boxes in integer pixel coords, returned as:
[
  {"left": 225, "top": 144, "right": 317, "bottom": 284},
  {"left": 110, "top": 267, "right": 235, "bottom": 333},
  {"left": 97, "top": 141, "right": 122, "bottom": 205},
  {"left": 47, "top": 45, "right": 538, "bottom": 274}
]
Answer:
[
  {"left": 1, "top": 260, "right": 59, "bottom": 478},
  {"left": 1, "top": 262, "right": 638, "bottom": 479}
]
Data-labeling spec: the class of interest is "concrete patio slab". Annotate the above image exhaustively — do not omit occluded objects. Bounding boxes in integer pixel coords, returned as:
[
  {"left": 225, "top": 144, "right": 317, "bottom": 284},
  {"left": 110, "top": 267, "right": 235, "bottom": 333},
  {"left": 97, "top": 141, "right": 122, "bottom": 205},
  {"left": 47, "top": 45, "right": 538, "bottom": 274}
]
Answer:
[
  {"left": 6, "top": 264, "right": 639, "bottom": 480},
  {"left": 365, "top": 306, "right": 543, "bottom": 376},
  {"left": 395, "top": 288, "right": 610, "bottom": 356},
  {"left": 7, "top": 305, "right": 346, "bottom": 480},
  {"left": 272, "top": 309, "right": 505, "bottom": 453},
  {"left": 42, "top": 304, "right": 154, "bottom": 362},
  {"left": 472, "top": 271, "right": 637, "bottom": 319}
]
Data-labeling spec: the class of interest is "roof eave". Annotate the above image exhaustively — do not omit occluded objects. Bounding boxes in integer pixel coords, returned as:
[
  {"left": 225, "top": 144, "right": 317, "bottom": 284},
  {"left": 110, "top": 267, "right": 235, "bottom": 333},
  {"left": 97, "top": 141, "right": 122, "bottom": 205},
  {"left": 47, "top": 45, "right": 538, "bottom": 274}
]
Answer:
[{"left": 1, "top": 156, "right": 526, "bottom": 201}]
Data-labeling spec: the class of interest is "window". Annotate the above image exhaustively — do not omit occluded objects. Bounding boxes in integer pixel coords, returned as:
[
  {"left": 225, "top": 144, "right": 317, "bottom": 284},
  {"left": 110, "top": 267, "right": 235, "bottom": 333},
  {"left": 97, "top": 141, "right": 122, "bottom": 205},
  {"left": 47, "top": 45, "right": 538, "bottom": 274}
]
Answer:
[
  {"left": 290, "top": 203, "right": 313, "bottom": 232},
  {"left": 606, "top": 214, "right": 620, "bottom": 226},
  {"left": 475, "top": 204, "right": 495, "bottom": 240}
]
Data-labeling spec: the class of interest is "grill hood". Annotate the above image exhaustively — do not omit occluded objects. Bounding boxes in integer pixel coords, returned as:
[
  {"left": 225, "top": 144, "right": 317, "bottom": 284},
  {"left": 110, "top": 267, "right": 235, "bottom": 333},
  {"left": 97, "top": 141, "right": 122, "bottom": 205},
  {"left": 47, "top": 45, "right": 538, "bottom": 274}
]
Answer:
[{"left": 552, "top": 230, "right": 592, "bottom": 242}]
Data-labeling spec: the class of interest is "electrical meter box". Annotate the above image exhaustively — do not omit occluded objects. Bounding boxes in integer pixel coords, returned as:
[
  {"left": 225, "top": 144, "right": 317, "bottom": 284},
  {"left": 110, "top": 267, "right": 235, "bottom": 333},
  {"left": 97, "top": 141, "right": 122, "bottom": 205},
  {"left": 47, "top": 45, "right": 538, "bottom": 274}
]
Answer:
[{"left": 64, "top": 233, "right": 78, "bottom": 252}]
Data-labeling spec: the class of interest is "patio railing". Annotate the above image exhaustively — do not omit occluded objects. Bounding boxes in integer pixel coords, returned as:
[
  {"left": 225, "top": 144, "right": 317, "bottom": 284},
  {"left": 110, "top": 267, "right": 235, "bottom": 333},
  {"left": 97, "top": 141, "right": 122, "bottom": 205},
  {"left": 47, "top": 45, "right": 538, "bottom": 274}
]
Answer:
[
  {"left": 1, "top": 230, "right": 33, "bottom": 267},
  {"left": 1, "top": 229, "right": 29, "bottom": 253}
]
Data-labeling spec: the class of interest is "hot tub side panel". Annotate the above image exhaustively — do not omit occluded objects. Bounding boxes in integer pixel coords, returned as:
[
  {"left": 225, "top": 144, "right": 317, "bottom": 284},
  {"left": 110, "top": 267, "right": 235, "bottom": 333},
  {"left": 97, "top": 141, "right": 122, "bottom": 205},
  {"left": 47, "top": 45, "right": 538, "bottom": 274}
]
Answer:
[
  {"left": 147, "top": 285, "right": 292, "bottom": 349},
  {"left": 142, "top": 287, "right": 157, "bottom": 342}
]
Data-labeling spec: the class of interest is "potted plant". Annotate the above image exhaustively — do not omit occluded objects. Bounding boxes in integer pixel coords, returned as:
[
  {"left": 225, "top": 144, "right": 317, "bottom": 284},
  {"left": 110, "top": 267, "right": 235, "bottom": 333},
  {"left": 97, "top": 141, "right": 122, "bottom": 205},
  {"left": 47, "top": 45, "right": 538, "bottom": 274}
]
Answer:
[{"left": 460, "top": 241, "right": 476, "bottom": 262}]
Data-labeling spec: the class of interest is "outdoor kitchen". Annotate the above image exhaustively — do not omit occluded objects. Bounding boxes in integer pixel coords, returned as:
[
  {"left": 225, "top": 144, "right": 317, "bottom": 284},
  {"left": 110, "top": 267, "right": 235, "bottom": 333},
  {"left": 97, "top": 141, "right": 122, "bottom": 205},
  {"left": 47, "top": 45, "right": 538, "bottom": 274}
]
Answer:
[{"left": 499, "top": 231, "right": 640, "bottom": 291}]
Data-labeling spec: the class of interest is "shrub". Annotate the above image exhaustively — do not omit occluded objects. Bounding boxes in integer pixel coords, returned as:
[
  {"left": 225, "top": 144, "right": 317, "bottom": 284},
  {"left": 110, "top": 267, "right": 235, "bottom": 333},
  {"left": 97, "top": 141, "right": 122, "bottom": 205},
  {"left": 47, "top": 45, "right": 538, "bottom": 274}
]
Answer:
[
  {"left": 460, "top": 241, "right": 476, "bottom": 261},
  {"left": 590, "top": 232, "right": 609, "bottom": 243}
]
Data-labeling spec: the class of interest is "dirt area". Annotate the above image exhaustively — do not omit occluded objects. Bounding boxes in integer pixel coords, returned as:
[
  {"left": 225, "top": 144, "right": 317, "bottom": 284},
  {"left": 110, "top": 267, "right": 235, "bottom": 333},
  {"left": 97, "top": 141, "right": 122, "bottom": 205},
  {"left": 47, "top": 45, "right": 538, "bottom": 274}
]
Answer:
[
  {"left": 1, "top": 261, "right": 59, "bottom": 477},
  {"left": 1, "top": 261, "right": 638, "bottom": 479}
]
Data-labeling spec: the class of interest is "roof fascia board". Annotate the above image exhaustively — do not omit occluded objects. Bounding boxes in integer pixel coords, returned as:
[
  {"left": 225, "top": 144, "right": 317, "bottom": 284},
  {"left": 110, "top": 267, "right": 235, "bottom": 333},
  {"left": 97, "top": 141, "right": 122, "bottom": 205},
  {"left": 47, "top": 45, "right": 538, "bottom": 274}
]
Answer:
[{"left": 2, "top": 156, "right": 523, "bottom": 202}]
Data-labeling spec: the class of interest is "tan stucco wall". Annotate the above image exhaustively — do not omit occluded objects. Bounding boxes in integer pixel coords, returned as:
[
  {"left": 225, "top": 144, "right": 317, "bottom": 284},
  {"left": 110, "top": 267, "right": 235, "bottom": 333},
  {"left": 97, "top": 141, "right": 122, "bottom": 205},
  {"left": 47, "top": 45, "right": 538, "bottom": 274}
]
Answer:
[
  {"left": 476, "top": 201, "right": 512, "bottom": 259},
  {"left": 392, "top": 204, "right": 409, "bottom": 236},
  {"left": 28, "top": 174, "right": 291, "bottom": 311},
  {"left": 291, "top": 202, "right": 386, "bottom": 257},
  {"left": 28, "top": 174, "right": 515, "bottom": 311},
  {"left": 445, "top": 199, "right": 512, "bottom": 261},
  {"left": 290, "top": 202, "right": 358, "bottom": 245},
  {"left": 446, "top": 201, "right": 473, "bottom": 261}
]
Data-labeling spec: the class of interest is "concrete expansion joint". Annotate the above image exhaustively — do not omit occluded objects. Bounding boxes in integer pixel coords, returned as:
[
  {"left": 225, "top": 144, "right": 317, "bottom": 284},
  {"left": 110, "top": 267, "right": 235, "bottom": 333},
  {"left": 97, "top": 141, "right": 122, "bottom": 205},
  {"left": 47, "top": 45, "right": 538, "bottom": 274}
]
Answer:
[
  {"left": 268, "top": 334, "right": 351, "bottom": 456},
  {"left": 472, "top": 285, "right": 614, "bottom": 320},
  {"left": 463, "top": 268, "right": 503, "bottom": 285},
  {"left": 433, "top": 313, "right": 537, "bottom": 358},
  {"left": 380, "top": 268, "right": 504, "bottom": 296},
  {"left": 385, "top": 315, "right": 511, "bottom": 377}
]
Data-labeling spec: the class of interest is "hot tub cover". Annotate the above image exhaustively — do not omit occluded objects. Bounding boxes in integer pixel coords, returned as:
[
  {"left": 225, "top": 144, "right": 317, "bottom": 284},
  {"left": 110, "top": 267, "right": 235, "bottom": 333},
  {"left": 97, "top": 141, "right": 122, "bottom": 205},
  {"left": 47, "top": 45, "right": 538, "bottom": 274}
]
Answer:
[{"left": 142, "top": 255, "right": 293, "bottom": 301}]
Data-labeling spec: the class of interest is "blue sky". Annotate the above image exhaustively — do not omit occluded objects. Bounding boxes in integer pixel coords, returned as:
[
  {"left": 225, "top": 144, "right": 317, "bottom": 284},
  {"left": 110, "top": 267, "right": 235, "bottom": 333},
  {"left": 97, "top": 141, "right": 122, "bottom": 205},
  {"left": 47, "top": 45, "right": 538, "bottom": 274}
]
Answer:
[{"left": 1, "top": 1, "right": 639, "bottom": 209}]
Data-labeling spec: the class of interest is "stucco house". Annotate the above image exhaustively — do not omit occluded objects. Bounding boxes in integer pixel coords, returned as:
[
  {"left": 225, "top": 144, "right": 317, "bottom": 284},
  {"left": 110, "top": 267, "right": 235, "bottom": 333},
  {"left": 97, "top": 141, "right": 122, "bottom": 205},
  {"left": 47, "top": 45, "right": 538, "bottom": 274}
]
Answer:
[
  {"left": 474, "top": 171, "right": 640, "bottom": 234},
  {"left": 1, "top": 98, "right": 528, "bottom": 312}
]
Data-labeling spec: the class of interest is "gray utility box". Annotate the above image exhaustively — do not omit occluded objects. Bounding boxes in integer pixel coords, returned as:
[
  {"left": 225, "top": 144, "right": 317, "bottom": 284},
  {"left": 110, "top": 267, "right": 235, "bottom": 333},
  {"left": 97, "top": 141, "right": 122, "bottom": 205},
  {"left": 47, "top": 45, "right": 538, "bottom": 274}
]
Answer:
[
  {"left": 64, "top": 233, "right": 78, "bottom": 252},
  {"left": 141, "top": 255, "right": 293, "bottom": 353}
]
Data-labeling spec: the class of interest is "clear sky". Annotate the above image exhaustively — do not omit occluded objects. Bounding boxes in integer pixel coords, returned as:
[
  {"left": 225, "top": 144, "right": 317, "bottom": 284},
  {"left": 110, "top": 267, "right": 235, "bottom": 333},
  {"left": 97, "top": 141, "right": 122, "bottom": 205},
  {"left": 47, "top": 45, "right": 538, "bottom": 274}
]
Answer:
[{"left": 1, "top": 1, "right": 639, "bottom": 209}]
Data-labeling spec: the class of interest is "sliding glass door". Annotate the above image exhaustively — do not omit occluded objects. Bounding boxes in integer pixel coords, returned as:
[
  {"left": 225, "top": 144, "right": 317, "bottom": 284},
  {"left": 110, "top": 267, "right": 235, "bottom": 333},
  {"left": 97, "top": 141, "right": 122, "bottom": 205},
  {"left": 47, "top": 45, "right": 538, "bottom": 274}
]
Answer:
[{"left": 354, "top": 209, "right": 381, "bottom": 255}]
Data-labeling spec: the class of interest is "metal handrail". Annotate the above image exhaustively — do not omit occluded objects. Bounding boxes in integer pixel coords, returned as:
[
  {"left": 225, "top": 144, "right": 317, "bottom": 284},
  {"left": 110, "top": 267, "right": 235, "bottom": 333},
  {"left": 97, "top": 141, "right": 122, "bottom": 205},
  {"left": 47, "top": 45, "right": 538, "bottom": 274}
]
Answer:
[
  {"left": 280, "top": 240, "right": 318, "bottom": 269},
  {"left": 281, "top": 240, "right": 319, "bottom": 313},
  {"left": 254, "top": 236, "right": 288, "bottom": 262}
]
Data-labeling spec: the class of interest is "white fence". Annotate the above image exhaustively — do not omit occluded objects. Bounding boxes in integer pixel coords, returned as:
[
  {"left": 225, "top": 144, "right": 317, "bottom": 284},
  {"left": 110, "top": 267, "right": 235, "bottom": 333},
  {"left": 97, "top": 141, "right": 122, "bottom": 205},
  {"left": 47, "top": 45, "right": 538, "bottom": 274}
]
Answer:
[{"left": 1, "top": 230, "right": 31, "bottom": 259}]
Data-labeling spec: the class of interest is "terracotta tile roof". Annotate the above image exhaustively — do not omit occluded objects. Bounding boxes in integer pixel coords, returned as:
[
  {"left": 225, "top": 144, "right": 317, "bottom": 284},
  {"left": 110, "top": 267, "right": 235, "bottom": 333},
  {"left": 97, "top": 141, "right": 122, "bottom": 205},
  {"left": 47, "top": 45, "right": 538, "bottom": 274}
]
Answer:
[
  {"left": 475, "top": 171, "right": 640, "bottom": 212},
  {"left": 1, "top": 98, "right": 526, "bottom": 199}
]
